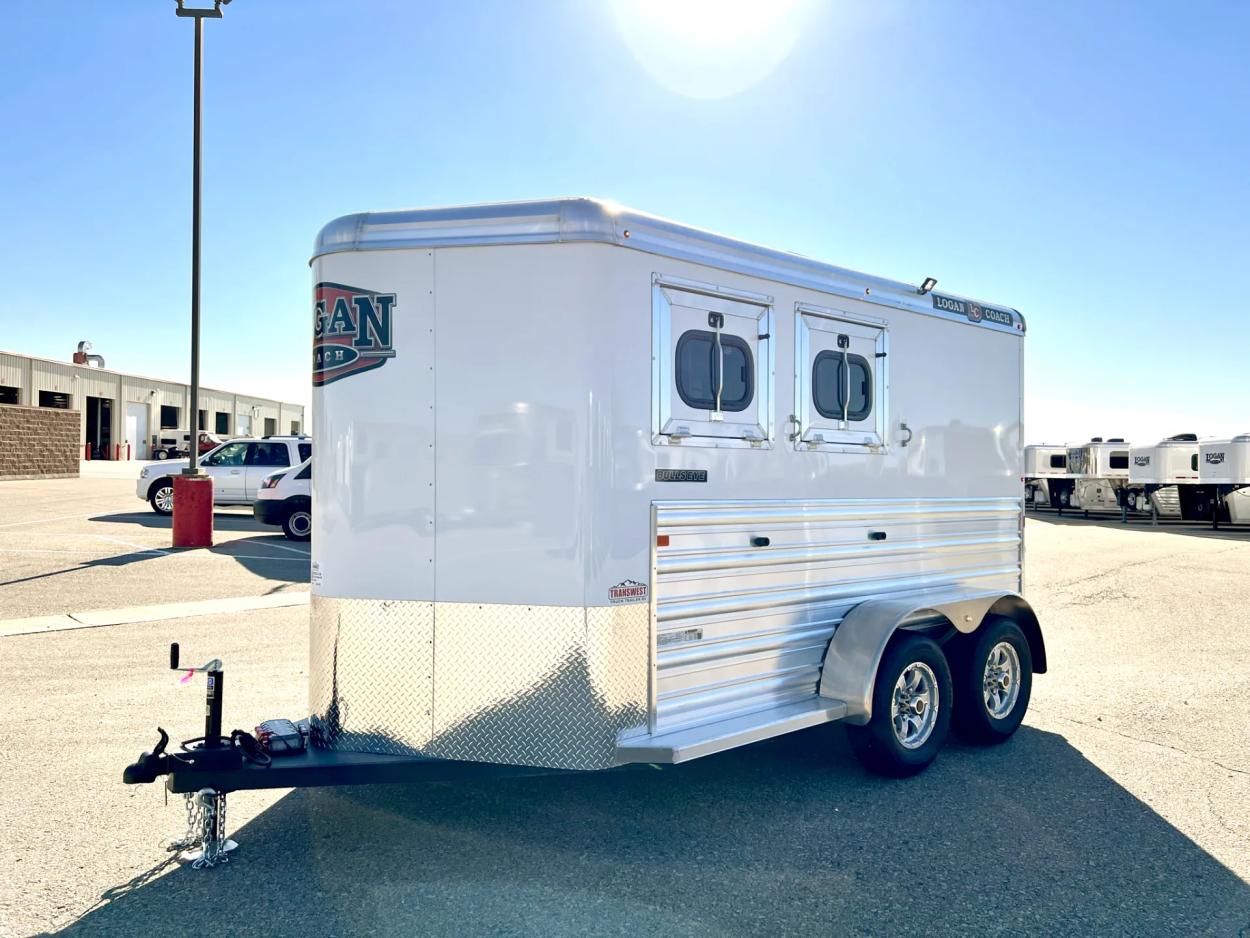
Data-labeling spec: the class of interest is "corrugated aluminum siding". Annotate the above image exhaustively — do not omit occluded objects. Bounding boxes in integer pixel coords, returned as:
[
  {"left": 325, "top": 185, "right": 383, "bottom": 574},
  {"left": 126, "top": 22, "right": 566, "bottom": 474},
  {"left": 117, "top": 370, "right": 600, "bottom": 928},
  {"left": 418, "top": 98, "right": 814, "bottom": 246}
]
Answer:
[
  {"left": 0, "top": 354, "right": 25, "bottom": 392},
  {"left": 651, "top": 497, "right": 1022, "bottom": 734}
]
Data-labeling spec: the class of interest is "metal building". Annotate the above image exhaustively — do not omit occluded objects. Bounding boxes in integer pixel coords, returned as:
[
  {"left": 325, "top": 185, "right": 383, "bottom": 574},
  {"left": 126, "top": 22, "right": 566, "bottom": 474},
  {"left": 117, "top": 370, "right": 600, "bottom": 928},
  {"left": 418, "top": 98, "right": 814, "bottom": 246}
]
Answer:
[{"left": 0, "top": 348, "right": 305, "bottom": 460}]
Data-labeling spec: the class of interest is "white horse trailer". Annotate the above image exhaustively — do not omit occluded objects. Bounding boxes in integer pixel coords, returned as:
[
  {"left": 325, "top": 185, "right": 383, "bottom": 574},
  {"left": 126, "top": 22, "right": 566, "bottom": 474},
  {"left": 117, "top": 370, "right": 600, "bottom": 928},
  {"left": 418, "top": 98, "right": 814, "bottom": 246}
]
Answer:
[
  {"left": 121, "top": 199, "right": 1046, "bottom": 861},
  {"left": 1067, "top": 438, "right": 1132, "bottom": 516},
  {"left": 1125, "top": 434, "right": 1196, "bottom": 520},
  {"left": 1023, "top": 444, "right": 1074, "bottom": 510},
  {"left": 1194, "top": 434, "right": 1250, "bottom": 526}
]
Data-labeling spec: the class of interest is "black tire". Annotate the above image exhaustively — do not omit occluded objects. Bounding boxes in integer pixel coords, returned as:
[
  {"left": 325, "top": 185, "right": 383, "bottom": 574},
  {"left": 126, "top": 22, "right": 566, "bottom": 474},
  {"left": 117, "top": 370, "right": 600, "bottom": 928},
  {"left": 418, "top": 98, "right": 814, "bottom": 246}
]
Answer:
[
  {"left": 282, "top": 501, "right": 311, "bottom": 541},
  {"left": 148, "top": 479, "right": 175, "bottom": 515},
  {"left": 155, "top": 449, "right": 169, "bottom": 460},
  {"left": 846, "top": 633, "right": 952, "bottom": 778},
  {"left": 950, "top": 616, "right": 1032, "bottom": 745}
]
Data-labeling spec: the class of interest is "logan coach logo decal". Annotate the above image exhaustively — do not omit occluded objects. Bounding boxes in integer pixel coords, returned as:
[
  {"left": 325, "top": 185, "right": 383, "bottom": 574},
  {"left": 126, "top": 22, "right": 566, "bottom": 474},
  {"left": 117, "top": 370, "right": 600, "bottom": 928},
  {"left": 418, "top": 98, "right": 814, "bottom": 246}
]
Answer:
[
  {"left": 313, "top": 282, "right": 396, "bottom": 386},
  {"left": 1206, "top": 451, "right": 1226, "bottom": 465},
  {"left": 1134, "top": 455, "right": 1150, "bottom": 466}
]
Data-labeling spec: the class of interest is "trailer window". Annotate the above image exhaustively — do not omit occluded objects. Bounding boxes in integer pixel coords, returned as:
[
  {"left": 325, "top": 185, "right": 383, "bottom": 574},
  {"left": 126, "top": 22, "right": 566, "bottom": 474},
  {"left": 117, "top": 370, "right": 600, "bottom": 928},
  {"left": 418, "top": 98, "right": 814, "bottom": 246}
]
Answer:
[
  {"left": 812, "top": 351, "right": 872, "bottom": 421},
  {"left": 675, "top": 330, "right": 753, "bottom": 413},
  {"left": 1191, "top": 454, "right": 1198, "bottom": 472},
  {"left": 1049, "top": 454, "right": 1066, "bottom": 469},
  {"left": 1109, "top": 452, "right": 1129, "bottom": 470}
]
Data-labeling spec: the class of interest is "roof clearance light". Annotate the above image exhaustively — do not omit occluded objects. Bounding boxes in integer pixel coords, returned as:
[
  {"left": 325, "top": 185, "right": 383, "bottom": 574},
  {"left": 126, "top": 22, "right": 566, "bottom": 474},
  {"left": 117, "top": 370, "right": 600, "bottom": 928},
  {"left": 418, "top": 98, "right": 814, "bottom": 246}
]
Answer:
[{"left": 918, "top": 277, "right": 937, "bottom": 296}]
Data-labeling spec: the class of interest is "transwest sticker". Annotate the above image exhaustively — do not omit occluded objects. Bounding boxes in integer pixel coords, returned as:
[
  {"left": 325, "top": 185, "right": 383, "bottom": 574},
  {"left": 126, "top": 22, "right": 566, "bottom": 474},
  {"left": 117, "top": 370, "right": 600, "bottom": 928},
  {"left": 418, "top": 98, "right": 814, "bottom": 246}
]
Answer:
[
  {"left": 313, "top": 282, "right": 397, "bottom": 386},
  {"left": 655, "top": 468, "right": 708, "bottom": 482},
  {"left": 609, "top": 579, "right": 648, "bottom": 604},
  {"left": 311, "top": 561, "right": 323, "bottom": 586},
  {"left": 931, "top": 293, "right": 1016, "bottom": 328},
  {"left": 1206, "top": 452, "right": 1226, "bottom": 465}
]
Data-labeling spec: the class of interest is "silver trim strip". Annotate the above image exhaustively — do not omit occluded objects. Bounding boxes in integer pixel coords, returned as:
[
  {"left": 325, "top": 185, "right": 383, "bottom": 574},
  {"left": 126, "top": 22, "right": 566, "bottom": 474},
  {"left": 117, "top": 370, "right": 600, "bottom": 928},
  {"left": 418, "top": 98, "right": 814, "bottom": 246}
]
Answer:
[{"left": 311, "top": 198, "right": 1026, "bottom": 335}]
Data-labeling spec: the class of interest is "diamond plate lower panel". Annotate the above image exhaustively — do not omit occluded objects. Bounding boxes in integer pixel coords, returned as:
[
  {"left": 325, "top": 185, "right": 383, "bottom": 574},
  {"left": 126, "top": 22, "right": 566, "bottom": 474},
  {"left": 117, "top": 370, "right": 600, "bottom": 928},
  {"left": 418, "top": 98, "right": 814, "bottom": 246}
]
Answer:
[
  {"left": 309, "top": 597, "right": 648, "bottom": 770},
  {"left": 309, "top": 597, "right": 434, "bottom": 755}
]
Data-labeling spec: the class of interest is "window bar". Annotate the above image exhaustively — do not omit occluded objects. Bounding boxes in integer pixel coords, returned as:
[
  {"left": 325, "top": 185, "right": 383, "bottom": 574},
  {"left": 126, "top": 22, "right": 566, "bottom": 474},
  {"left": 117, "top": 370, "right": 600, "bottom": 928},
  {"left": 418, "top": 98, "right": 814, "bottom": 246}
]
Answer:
[{"left": 841, "top": 348, "right": 850, "bottom": 424}]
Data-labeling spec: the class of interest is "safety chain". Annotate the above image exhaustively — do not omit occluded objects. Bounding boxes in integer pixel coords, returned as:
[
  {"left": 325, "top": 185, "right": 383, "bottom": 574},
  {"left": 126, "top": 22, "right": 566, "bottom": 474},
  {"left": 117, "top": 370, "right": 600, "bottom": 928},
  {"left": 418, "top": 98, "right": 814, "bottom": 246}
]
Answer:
[{"left": 168, "top": 788, "right": 230, "bottom": 868}]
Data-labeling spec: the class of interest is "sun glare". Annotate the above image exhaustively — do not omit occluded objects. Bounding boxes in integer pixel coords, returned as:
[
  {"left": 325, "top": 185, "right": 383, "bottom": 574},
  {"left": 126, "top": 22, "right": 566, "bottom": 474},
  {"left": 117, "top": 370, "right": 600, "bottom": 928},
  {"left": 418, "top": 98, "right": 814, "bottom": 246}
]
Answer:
[{"left": 613, "top": 0, "right": 810, "bottom": 99}]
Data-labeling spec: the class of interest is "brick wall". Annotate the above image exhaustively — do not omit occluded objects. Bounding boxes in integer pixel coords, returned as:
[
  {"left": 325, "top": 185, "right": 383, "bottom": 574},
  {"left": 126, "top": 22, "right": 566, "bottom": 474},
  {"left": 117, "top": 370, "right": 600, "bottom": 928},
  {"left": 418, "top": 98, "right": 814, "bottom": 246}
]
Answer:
[{"left": 0, "top": 405, "right": 81, "bottom": 480}]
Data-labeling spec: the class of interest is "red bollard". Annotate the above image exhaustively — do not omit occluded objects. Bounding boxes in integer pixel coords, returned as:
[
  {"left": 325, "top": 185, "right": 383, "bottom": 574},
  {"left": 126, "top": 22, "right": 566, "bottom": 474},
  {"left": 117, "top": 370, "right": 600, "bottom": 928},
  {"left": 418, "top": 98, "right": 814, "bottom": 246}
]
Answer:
[
  {"left": 172, "top": 475, "right": 214, "bottom": 548},
  {"left": 84, "top": 442, "right": 92, "bottom": 460}
]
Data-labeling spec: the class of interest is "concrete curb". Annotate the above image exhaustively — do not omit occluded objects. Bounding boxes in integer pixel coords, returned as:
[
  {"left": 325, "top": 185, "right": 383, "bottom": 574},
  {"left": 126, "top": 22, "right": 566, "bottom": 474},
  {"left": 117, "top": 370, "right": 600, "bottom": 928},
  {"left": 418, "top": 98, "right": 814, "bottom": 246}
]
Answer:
[{"left": 0, "top": 591, "right": 310, "bottom": 638}]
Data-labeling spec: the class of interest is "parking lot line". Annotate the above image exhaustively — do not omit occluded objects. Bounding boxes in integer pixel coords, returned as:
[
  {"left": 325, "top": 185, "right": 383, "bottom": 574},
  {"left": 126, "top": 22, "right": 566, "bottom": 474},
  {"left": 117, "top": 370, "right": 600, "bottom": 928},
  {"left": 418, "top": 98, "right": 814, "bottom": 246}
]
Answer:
[
  {"left": 93, "top": 534, "right": 169, "bottom": 555},
  {"left": 251, "top": 539, "right": 310, "bottom": 556},
  {"left": 0, "top": 512, "right": 97, "bottom": 528},
  {"left": 0, "top": 591, "right": 311, "bottom": 637}
]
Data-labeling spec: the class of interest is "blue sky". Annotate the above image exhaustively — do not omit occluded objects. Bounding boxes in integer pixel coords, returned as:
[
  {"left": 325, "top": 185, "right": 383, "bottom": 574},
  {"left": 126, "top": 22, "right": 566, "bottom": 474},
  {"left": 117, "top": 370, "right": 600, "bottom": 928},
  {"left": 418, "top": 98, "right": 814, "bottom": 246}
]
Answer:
[{"left": 2, "top": 1, "right": 1247, "bottom": 443}]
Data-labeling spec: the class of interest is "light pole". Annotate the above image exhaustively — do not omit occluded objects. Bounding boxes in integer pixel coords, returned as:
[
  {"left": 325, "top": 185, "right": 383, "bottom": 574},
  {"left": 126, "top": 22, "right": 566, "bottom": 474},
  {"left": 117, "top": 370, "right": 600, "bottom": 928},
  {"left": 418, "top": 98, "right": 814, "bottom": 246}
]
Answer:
[{"left": 172, "top": 0, "right": 229, "bottom": 548}]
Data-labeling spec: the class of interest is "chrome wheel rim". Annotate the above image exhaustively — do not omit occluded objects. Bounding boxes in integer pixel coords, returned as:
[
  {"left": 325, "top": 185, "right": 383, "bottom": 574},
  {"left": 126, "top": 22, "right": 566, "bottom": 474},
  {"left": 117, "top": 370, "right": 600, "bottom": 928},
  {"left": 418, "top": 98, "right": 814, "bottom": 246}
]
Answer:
[
  {"left": 891, "top": 661, "right": 939, "bottom": 749},
  {"left": 154, "top": 486, "right": 174, "bottom": 512},
  {"left": 289, "top": 512, "right": 311, "bottom": 536},
  {"left": 983, "top": 641, "right": 1021, "bottom": 720}
]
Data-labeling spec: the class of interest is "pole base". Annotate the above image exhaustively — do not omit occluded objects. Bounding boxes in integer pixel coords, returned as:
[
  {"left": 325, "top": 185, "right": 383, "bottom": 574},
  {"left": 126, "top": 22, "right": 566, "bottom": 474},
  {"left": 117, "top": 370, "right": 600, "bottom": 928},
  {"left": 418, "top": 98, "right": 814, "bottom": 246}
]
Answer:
[{"left": 172, "top": 475, "right": 214, "bottom": 548}]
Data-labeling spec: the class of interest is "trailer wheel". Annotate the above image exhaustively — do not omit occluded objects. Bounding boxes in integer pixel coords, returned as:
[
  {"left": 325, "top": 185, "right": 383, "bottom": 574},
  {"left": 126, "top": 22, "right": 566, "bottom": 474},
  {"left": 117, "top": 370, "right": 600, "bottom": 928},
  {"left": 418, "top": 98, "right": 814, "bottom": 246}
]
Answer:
[
  {"left": 149, "top": 480, "right": 175, "bottom": 515},
  {"left": 282, "top": 501, "right": 311, "bottom": 541},
  {"left": 846, "top": 633, "right": 952, "bottom": 778},
  {"left": 155, "top": 449, "right": 169, "bottom": 460},
  {"left": 951, "top": 616, "right": 1032, "bottom": 744}
]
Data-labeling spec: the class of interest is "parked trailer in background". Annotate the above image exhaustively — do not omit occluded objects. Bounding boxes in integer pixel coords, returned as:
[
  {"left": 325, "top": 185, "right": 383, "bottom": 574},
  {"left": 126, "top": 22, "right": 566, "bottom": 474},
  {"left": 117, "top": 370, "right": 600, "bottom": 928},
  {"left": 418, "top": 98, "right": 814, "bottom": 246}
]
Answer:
[
  {"left": 1068, "top": 438, "right": 1133, "bottom": 516},
  {"left": 1192, "top": 434, "right": 1250, "bottom": 527},
  {"left": 1024, "top": 444, "right": 1074, "bottom": 511},
  {"left": 1125, "top": 434, "right": 1195, "bottom": 520}
]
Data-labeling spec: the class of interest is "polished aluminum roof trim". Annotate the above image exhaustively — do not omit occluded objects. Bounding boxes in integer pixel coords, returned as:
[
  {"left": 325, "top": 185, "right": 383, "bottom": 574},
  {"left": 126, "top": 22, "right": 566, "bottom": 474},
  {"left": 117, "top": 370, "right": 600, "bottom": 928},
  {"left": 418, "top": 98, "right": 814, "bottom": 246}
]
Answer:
[{"left": 312, "top": 198, "right": 1026, "bottom": 335}]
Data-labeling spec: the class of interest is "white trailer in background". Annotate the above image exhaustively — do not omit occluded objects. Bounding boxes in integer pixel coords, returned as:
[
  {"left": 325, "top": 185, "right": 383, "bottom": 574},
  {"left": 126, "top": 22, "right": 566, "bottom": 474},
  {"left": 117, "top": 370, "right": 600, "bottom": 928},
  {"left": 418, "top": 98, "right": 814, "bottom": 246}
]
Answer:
[
  {"left": 1194, "top": 434, "right": 1250, "bottom": 527},
  {"left": 1125, "top": 434, "right": 1195, "bottom": 521},
  {"left": 1023, "top": 444, "right": 1075, "bottom": 511},
  {"left": 1067, "top": 438, "right": 1132, "bottom": 516}
]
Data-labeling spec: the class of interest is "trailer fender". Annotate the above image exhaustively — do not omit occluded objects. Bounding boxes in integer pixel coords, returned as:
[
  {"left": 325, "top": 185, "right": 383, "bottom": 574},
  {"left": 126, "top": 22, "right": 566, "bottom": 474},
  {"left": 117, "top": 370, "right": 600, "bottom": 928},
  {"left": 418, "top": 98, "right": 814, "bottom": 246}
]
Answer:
[{"left": 818, "top": 589, "right": 1043, "bottom": 725}]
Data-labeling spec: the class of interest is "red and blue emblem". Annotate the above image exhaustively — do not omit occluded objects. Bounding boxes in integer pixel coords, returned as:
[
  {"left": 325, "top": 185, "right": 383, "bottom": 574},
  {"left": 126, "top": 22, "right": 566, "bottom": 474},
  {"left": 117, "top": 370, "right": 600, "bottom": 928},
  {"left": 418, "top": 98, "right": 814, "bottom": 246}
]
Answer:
[{"left": 313, "top": 282, "right": 396, "bottom": 386}]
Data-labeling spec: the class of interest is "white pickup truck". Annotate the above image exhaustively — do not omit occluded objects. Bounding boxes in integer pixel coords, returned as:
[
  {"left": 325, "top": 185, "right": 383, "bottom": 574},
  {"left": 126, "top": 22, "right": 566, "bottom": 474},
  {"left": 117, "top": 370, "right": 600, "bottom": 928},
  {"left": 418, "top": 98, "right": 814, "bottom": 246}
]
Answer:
[{"left": 137, "top": 436, "right": 312, "bottom": 514}]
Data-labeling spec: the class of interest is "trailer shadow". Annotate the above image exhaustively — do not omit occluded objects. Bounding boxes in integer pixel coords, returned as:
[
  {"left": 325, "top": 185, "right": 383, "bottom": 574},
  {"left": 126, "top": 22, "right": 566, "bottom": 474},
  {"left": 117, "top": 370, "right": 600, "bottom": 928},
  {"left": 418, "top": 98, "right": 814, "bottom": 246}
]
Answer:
[
  {"left": 52, "top": 727, "right": 1250, "bottom": 937},
  {"left": 1027, "top": 508, "right": 1250, "bottom": 541}
]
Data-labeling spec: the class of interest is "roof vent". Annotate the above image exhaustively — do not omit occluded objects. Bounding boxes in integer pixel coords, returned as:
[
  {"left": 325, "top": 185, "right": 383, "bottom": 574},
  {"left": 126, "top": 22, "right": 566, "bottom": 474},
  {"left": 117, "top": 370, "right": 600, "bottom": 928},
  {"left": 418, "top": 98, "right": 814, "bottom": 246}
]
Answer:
[
  {"left": 1166, "top": 433, "right": 1198, "bottom": 442},
  {"left": 1107, "top": 437, "right": 1126, "bottom": 443},
  {"left": 1090, "top": 437, "right": 1103, "bottom": 443},
  {"left": 72, "top": 341, "right": 105, "bottom": 369}
]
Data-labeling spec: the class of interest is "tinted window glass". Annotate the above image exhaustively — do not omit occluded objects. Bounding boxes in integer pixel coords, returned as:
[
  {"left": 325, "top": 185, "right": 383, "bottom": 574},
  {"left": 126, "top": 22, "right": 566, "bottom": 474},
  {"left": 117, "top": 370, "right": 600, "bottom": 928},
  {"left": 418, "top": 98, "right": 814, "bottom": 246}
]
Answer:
[
  {"left": 812, "top": 351, "right": 872, "bottom": 421},
  {"left": 1191, "top": 454, "right": 1198, "bottom": 472},
  {"left": 1109, "top": 452, "right": 1129, "bottom": 470},
  {"left": 215, "top": 412, "right": 230, "bottom": 434},
  {"left": 298, "top": 443, "right": 312, "bottom": 463},
  {"left": 204, "top": 442, "right": 248, "bottom": 466},
  {"left": 675, "top": 330, "right": 753, "bottom": 413},
  {"left": 296, "top": 463, "right": 311, "bottom": 481},
  {"left": 249, "top": 442, "right": 291, "bottom": 467},
  {"left": 1049, "top": 454, "right": 1066, "bottom": 469}
]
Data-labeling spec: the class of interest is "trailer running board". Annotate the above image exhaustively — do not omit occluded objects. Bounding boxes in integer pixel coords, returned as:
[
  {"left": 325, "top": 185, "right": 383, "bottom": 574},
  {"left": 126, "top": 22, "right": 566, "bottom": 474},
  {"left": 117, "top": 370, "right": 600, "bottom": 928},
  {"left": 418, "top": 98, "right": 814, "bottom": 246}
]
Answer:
[{"left": 616, "top": 697, "right": 849, "bottom": 765}]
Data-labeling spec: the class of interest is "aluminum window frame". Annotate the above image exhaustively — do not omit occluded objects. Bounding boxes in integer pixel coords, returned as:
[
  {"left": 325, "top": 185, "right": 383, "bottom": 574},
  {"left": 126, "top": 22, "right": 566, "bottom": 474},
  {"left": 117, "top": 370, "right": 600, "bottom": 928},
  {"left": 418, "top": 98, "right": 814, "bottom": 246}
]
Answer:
[
  {"left": 793, "top": 303, "right": 888, "bottom": 454},
  {"left": 652, "top": 274, "right": 774, "bottom": 450}
]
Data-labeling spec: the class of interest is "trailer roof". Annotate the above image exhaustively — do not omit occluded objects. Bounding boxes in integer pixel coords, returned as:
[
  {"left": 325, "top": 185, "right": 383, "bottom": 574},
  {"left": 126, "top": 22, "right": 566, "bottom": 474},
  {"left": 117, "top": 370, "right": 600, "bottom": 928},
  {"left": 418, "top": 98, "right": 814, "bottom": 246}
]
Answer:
[{"left": 312, "top": 198, "right": 1025, "bottom": 336}]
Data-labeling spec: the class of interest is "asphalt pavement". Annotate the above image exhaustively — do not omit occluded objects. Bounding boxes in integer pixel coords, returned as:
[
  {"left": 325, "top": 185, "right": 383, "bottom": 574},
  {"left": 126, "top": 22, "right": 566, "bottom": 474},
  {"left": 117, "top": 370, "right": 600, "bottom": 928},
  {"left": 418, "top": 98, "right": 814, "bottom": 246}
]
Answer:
[
  {"left": 0, "top": 471, "right": 308, "bottom": 621},
  {"left": 0, "top": 506, "right": 1247, "bottom": 937}
]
